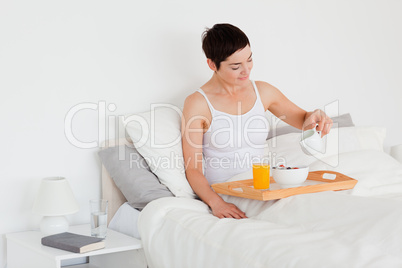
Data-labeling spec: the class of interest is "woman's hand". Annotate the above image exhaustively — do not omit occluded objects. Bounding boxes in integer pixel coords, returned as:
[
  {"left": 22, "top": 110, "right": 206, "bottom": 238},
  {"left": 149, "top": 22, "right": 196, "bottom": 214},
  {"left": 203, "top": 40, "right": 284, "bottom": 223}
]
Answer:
[
  {"left": 303, "top": 109, "right": 333, "bottom": 136},
  {"left": 210, "top": 198, "right": 247, "bottom": 219}
]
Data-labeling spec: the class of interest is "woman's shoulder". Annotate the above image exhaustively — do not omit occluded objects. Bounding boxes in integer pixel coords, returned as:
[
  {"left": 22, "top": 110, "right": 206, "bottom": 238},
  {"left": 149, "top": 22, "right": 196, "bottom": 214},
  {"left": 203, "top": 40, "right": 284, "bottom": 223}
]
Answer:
[
  {"left": 184, "top": 90, "right": 205, "bottom": 106},
  {"left": 183, "top": 90, "right": 210, "bottom": 117},
  {"left": 255, "top": 80, "right": 282, "bottom": 94},
  {"left": 254, "top": 80, "right": 282, "bottom": 109},
  {"left": 255, "top": 80, "right": 275, "bottom": 90}
]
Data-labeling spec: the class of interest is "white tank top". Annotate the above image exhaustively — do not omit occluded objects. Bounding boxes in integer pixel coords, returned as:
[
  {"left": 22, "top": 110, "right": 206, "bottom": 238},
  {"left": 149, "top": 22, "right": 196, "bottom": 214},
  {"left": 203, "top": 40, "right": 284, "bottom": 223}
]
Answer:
[{"left": 197, "top": 81, "right": 269, "bottom": 185}]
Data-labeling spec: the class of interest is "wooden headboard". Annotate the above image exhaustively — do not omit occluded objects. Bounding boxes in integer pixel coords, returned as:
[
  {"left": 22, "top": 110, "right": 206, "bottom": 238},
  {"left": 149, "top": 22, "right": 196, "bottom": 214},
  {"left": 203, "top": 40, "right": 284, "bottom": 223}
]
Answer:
[{"left": 100, "top": 138, "right": 132, "bottom": 225}]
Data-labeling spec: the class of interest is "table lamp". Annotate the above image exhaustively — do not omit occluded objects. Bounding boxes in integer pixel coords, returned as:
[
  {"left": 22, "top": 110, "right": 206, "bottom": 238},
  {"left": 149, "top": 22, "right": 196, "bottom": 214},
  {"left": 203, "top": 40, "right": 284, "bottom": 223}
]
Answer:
[{"left": 32, "top": 177, "right": 79, "bottom": 235}]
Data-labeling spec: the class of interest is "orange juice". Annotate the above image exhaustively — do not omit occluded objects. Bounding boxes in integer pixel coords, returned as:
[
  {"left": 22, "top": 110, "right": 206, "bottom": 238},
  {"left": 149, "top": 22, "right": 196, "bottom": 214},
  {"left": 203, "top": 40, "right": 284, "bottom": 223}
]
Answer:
[{"left": 252, "top": 163, "right": 270, "bottom": 189}]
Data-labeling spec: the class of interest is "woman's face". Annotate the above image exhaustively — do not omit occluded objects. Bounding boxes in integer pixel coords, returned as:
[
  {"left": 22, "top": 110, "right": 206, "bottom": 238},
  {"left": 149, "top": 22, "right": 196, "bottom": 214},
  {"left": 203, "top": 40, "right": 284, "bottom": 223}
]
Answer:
[{"left": 214, "top": 45, "right": 253, "bottom": 85}]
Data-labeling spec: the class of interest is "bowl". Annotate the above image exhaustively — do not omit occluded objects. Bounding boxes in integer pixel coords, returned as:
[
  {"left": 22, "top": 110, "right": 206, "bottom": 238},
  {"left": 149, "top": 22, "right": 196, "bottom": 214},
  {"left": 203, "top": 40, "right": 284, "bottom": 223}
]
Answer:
[{"left": 272, "top": 166, "right": 309, "bottom": 188}]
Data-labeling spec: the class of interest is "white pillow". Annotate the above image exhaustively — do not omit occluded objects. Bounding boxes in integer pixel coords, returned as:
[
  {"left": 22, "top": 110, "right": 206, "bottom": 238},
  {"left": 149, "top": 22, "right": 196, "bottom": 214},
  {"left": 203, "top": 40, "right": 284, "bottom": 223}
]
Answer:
[
  {"left": 352, "top": 126, "right": 386, "bottom": 151},
  {"left": 267, "top": 126, "right": 386, "bottom": 168},
  {"left": 108, "top": 202, "right": 141, "bottom": 239},
  {"left": 122, "top": 105, "right": 196, "bottom": 199}
]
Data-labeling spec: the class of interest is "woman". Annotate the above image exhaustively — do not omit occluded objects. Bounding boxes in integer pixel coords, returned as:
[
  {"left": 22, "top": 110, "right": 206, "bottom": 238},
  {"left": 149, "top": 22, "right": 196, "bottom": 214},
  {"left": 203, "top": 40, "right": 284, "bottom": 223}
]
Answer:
[{"left": 182, "top": 23, "right": 332, "bottom": 219}]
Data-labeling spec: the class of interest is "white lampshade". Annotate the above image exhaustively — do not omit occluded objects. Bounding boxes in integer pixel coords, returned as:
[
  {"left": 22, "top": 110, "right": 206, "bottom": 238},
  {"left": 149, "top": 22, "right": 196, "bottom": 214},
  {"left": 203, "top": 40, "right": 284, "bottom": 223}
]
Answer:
[{"left": 33, "top": 177, "right": 79, "bottom": 235}]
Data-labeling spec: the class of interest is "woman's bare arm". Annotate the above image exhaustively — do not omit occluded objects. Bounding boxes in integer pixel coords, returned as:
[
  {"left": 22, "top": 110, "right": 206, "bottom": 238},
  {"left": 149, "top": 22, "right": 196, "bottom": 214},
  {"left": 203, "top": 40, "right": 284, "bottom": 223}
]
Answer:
[
  {"left": 256, "top": 81, "right": 333, "bottom": 135},
  {"left": 181, "top": 92, "right": 247, "bottom": 219}
]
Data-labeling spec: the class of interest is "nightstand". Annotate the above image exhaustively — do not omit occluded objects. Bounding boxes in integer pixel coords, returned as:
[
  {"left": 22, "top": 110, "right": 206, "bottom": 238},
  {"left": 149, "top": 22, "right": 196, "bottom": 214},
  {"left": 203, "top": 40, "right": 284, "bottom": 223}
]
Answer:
[{"left": 6, "top": 224, "right": 146, "bottom": 268}]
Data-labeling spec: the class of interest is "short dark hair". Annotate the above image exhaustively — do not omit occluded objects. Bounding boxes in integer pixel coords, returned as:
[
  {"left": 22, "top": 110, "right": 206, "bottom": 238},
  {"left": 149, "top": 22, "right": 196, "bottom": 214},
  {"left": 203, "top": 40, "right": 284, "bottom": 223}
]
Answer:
[{"left": 202, "top": 23, "right": 250, "bottom": 70}]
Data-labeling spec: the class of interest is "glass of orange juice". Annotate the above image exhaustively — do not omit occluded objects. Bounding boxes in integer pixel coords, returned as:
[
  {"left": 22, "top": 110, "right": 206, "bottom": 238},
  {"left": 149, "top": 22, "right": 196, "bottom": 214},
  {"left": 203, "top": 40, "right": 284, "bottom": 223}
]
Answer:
[{"left": 252, "top": 156, "right": 270, "bottom": 190}]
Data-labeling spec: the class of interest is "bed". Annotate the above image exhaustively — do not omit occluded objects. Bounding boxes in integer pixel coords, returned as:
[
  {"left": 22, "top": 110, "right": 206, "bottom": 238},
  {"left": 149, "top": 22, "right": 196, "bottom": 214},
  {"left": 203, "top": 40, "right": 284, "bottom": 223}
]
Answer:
[{"left": 99, "top": 107, "right": 402, "bottom": 268}]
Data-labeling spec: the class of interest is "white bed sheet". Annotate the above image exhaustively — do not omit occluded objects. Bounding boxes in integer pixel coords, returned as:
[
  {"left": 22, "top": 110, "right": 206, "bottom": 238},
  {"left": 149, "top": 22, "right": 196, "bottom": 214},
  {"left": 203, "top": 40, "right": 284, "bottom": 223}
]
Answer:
[{"left": 138, "top": 149, "right": 402, "bottom": 268}]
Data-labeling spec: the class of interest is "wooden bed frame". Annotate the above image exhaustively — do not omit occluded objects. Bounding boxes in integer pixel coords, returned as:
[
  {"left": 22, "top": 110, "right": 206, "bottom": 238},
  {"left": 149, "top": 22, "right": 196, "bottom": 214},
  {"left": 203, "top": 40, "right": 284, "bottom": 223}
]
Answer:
[
  {"left": 100, "top": 139, "right": 131, "bottom": 225},
  {"left": 100, "top": 140, "right": 149, "bottom": 268}
]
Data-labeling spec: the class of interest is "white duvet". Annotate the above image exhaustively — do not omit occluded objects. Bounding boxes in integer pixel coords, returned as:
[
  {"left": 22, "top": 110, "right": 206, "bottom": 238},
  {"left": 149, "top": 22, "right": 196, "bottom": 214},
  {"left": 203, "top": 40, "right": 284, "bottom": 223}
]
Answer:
[{"left": 138, "top": 150, "right": 402, "bottom": 268}]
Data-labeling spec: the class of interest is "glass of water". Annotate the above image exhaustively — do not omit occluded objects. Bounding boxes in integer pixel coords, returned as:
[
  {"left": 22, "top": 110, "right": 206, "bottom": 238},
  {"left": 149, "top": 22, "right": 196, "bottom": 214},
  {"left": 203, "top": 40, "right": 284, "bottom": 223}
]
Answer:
[{"left": 90, "top": 199, "right": 108, "bottom": 239}]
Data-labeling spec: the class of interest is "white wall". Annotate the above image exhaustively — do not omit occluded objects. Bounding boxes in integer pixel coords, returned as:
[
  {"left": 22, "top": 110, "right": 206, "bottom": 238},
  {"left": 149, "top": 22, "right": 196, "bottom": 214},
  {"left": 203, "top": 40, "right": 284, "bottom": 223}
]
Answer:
[{"left": 1, "top": 0, "right": 401, "bottom": 265}]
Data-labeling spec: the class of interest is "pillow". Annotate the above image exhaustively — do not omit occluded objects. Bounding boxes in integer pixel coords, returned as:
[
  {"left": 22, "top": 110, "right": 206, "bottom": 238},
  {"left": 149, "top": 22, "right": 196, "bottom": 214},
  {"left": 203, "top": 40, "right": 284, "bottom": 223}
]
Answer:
[
  {"left": 108, "top": 202, "right": 141, "bottom": 239},
  {"left": 267, "top": 126, "right": 386, "bottom": 168},
  {"left": 123, "top": 105, "right": 196, "bottom": 198},
  {"left": 98, "top": 145, "right": 174, "bottom": 210},
  {"left": 267, "top": 113, "right": 355, "bottom": 139}
]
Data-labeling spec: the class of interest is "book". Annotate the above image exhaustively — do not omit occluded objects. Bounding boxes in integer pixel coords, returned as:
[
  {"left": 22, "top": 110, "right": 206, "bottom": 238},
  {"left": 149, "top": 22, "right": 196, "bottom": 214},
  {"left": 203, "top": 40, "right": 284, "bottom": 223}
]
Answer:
[{"left": 41, "top": 232, "right": 105, "bottom": 253}]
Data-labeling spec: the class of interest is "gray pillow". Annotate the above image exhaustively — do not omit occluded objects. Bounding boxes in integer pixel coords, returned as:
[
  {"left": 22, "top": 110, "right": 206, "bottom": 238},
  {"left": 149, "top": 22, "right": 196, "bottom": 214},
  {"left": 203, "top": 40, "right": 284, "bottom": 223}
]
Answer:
[
  {"left": 267, "top": 113, "right": 355, "bottom": 139},
  {"left": 98, "top": 145, "right": 174, "bottom": 210}
]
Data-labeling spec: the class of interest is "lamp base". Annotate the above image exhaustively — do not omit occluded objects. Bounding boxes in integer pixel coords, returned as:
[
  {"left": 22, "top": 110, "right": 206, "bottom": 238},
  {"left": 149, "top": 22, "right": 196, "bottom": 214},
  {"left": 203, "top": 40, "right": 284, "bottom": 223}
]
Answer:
[{"left": 40, "top": 216, "right": 69, "bottom": 235}]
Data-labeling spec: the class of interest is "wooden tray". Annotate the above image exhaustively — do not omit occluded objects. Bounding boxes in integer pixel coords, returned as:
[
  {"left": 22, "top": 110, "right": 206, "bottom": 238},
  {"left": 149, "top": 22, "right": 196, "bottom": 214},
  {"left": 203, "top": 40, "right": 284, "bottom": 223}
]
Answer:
[{"left": 211, "top": 170, "right": 357, "bottom": 201}]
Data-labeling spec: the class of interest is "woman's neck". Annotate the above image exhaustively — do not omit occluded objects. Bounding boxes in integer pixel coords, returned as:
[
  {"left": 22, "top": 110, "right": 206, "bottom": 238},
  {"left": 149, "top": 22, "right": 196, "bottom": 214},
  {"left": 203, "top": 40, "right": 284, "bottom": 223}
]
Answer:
[{"left": 203, "top": 73, "right": 250, "bottom": 96}]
